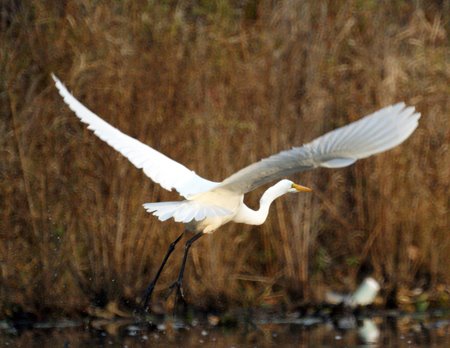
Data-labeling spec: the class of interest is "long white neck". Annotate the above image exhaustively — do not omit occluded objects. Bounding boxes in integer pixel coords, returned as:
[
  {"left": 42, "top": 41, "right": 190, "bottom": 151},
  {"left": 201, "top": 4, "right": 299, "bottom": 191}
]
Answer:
[{"left": 234, "top": 183, "right": 289, "bottom": 225}]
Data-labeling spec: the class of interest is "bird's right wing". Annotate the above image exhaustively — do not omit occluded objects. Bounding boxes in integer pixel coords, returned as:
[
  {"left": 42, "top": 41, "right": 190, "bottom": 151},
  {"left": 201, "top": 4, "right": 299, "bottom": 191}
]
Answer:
[
  {"left": 52, "top": 74, "right": 218, "bottom": 197},
  {"left": 216, "top": 103, "right": 420, "bottom": 194}
]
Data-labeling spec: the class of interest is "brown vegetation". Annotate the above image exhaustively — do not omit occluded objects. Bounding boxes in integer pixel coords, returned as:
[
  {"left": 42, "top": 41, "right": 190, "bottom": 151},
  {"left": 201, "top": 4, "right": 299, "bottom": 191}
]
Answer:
[{"left": 1, "top": 0, "right": 449, "bottom": 316}]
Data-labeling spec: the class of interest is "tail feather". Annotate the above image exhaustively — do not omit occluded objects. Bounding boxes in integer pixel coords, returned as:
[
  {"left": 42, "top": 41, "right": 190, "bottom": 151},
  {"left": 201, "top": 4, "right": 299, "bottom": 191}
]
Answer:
[{"left": 143, "top": 201, "right": 232, "bottom": 223}]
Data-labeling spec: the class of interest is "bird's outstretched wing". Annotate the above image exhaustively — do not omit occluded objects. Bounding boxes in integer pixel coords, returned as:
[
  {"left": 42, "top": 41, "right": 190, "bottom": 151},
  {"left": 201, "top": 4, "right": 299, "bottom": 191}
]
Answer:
[
  {"left": 217, "top": 103, "right": 420, "bottom": 194},
  {"left": 52, "top": 74, "right": 218, "bottom": 197}
]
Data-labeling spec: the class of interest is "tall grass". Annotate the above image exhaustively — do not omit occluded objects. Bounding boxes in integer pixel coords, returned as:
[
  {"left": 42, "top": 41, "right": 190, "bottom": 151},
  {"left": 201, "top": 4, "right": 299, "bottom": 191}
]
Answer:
[{"left": 1, "top": 0, "right": 449, "bottom": 315}]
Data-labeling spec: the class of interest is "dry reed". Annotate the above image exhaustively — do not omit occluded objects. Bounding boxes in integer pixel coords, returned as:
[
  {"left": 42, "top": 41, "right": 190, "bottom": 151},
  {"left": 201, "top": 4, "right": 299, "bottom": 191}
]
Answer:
[{"left": 1, "top": 0, "right": 449, "bottom": 316}]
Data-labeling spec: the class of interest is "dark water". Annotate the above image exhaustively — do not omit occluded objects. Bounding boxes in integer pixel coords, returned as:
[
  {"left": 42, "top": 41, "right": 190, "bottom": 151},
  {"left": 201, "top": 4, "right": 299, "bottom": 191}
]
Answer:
[{"left": 1, "top": 311, "right": 449, "bottom": 347}]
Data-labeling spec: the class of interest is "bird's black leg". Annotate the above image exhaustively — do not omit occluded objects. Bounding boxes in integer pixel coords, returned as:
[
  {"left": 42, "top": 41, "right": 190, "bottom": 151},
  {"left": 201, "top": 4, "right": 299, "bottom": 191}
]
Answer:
[
  {"left": 142, "top": 231, "right": 185, "bottom": 309},
  {"left": 168, "top": 231, "right": 204, "bottom": 303}
]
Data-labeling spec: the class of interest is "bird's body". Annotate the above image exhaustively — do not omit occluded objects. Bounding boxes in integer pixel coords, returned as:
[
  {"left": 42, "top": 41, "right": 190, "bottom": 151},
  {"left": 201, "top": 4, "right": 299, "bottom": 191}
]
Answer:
[
  {"left": 51, "top": 74, "right": 420, "bottom": 307},
  {"left": 144, "top": 180, "right": 304, "bottom": 233},
  {"left": 170, "top": 189, "right": 243, "bottom": 233}
]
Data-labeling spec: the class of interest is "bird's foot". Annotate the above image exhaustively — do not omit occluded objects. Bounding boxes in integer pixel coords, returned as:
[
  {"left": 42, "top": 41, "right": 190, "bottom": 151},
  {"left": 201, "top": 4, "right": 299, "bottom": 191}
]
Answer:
[
  {"left": 165, "top": 280, "right": 187, "bottom": 316},
  {"left": 166, "top": 280, "right": 185, "bottom": 303}
]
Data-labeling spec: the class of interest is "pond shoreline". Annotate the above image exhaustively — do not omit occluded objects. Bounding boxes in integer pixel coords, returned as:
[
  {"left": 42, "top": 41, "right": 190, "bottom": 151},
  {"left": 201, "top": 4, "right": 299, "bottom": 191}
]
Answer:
[{"left": 2, "top": 308, "right": 449, "bottom": 347}]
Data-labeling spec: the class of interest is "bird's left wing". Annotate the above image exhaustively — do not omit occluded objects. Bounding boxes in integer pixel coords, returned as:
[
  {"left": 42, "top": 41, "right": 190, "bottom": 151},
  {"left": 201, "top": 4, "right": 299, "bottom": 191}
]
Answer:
[
  {"left": 216, "top": 103, "right": 420, "bottom": 194},
  {"left": 52, "top": 74, "right": 218, "bottom": 197}
]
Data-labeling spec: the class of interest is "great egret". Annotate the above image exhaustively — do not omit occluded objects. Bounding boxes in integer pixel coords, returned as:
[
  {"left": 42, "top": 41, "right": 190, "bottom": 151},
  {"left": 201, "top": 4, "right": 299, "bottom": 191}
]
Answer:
[{"left": 52, "top": 74, "right": 420, "bottom": 308}]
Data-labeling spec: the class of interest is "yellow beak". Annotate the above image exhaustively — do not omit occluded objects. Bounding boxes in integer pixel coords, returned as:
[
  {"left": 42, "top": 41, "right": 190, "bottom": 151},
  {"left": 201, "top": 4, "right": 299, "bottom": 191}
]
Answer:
[{"left": 292, "top": 183, "right": 313, "bottom": 192}]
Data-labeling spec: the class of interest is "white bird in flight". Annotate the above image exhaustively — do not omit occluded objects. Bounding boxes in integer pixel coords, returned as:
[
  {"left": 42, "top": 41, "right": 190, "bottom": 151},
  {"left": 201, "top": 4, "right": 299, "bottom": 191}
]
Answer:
[{"left": 52, "top": 74, "right": 420, "bottom": 308}]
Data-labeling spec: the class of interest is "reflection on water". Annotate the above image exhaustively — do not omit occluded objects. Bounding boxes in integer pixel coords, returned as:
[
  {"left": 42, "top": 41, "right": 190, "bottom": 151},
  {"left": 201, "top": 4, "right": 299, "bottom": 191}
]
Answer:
[
  {"left": 358, "top": 318, "right": 380, "bottom": 343},
  {"left": 1, "top": 311, "right": 449, "bottom": 347}
]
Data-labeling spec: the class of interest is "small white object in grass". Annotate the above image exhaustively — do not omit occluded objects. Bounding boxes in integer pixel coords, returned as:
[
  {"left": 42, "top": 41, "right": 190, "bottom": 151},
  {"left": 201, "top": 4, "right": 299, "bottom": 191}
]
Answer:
[
  {"left": 325, "top": 277, "right": 380, "bottom": 307},
  {"left": 347, "top": 277, "right": 380, "bottom": 307}
]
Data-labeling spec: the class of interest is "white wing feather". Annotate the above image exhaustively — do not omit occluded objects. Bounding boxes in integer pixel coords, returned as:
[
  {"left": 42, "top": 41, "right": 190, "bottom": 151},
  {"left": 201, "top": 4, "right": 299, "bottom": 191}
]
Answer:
[
  {"left": 217, "top": 103, "right": 420, "bottom": 194},
  {"left": 52, "top": 74, "right": 217, "bottom": 197},
  {"left": 143, "top": 201, "right": 232, "bottom": 223}
]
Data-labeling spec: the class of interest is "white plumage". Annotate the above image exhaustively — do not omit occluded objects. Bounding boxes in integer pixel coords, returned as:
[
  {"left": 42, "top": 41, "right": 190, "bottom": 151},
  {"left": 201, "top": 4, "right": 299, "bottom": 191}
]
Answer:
[{"left": 52, "top": 74, "right": 420, "bottom": 234}]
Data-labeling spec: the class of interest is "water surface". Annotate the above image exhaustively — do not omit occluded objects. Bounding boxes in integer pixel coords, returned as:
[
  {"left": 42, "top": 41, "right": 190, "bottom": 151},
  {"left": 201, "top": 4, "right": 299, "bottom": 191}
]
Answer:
[{"left": 1, "top": 310, "right": 449, "bottom": 347}]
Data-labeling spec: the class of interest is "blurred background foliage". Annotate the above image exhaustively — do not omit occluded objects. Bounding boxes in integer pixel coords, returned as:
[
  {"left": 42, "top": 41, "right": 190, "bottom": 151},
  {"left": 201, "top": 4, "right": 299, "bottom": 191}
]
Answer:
[{"left": 1, "top": 0, "right": 449, "bottom": 317}]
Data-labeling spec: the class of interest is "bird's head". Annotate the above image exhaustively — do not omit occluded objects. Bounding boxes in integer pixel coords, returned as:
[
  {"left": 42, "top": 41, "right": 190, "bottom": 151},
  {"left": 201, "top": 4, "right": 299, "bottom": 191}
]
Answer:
[{"left": 278, "top": 179, "right": 312, "bottom": 193}]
